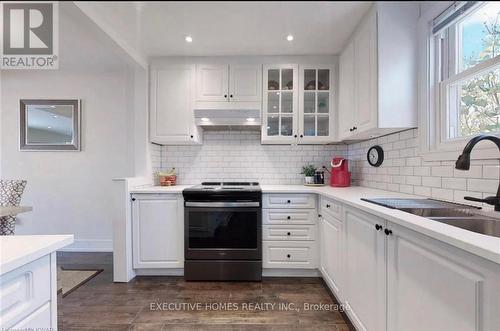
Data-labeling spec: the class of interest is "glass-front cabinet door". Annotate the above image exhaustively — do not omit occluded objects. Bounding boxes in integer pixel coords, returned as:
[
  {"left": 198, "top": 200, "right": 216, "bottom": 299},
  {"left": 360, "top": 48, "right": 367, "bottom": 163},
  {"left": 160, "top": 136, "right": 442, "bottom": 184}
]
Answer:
[
  {"left": 299, "top": 66, "right": 335, "bottom": 143},
  {"left": 262, "top": 65, "right": 298, "bottom": 143}
]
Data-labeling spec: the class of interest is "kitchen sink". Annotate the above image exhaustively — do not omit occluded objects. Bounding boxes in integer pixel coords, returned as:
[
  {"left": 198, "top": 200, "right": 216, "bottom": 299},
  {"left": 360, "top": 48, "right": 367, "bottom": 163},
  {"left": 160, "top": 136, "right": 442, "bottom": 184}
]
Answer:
[
  {"left": 362, "top": 198, "right": 500, "bottom": 238},
  {"left": 428, "top": 216, "right": 500, "bottom": 238}
]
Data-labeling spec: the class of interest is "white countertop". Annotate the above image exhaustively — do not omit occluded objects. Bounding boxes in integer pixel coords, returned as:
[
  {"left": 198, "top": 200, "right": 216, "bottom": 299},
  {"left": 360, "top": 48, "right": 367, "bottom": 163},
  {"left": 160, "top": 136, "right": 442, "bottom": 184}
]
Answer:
[
  {"left": 0, "top": 235, "right": 74, "bottom": 275},
  {"left": 0, "top": 206, "right": 32, "bottom": 217},
  {"left": 130, "top": 185, "right": 191, "bottom": 194},
  {"left": 129, "top": 184, "right": 500, "bottom": 264}
]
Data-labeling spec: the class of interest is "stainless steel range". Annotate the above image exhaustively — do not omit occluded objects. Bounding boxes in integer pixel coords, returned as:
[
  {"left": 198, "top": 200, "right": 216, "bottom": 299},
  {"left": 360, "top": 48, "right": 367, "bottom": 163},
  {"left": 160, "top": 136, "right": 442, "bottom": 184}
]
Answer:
[{"left": 183, "top": 182, "right": 262, "bottom": 281}]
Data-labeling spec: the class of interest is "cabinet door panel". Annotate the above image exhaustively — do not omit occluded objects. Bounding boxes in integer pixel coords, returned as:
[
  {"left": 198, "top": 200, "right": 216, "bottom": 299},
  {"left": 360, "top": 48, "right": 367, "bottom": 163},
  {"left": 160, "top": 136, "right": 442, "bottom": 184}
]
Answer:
[
  {"left": 387, "top": 223, "right": 500, "bottom": 331},
  {"left": 155, "top": 68, "right": 193, "bottom": 137},
  {"left": 229, "top": 65, "right": 261, "bottom": 102},
  {"left": 132, "top": 196, "right": 184, "bottom": 268},
  {"left": 338, "top": 42, "right": 355, "bottom": 140},
  {"left": 344, "top": 208, "right": 386, "bottom": 331},
  {"left": 354, "top": 11, "right": 377, "bottom": 133},
  {"left": 196, "top": 64, "right": 228, "bottom": 102},
  {"left": 320, "top": 217, "right": 344, "bottom": 295}
]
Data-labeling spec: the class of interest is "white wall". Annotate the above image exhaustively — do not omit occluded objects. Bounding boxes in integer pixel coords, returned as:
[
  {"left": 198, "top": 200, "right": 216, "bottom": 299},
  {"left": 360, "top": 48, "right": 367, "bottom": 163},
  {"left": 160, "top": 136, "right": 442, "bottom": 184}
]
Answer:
[{"left": 0, "top": 3, "right": 140, "bottom": 251}]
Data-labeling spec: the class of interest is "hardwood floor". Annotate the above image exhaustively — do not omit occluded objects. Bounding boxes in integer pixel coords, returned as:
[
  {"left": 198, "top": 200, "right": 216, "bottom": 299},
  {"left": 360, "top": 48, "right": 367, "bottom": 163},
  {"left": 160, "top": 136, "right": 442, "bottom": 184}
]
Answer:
[{"left": 57, "top": 253, "right": 354, "bottom": 330}]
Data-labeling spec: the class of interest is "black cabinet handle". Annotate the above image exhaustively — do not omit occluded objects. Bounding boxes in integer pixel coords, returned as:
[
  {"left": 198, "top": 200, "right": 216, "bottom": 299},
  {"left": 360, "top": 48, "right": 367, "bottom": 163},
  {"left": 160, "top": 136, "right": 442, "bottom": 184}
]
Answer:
[
  {"left": 375, "top": 224, "right": 382, "bottom": 231},
  {"left": 190, "top": 135, "right": 194, "bottom": 139},
  {"left": 294, "top": 134, "right": 298, "bottom": 138},
  {"left": 287, "top": 216, "right": 291, "bottom": 220},
  {"left": 131, "top": 198, "right": 136, "bottom": 202},
  {"left": 318, "top": 214, "right": 322, "bottom": 218},
  {"left": 326, "top": 204, "right": 330, "bottom": 208},
  {"left": 349, "top": 128, "right": 353, "bottom": 132},
  {"left": 300, "top": 135, "right": 303, "bottom": 138},
  {"left": 287, "top": 232, "right": 291, "bottom": 236},
  {"left": 224, "top": 94, "right": 227, "bottom": 98},
  {"left": 353, "top": 126, "right": 357, "bottom": 130},
  {"left": 287, "top": 200, "right": 291, "bottom": 203},
  {"left": 230, "top": 94, "right": 233, "bottom": 98},
  {"left": 287, "top": 254, "right": 291, "bottom": 258},
  {"left": 384, "top": 229, "right": 393, "bottom": 236}
]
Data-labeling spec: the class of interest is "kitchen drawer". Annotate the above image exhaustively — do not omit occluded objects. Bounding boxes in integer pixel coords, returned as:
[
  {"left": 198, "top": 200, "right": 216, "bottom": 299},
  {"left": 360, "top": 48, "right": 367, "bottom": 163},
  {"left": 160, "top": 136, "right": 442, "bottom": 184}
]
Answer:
[
  {"left": 263, "top": 225, "right": 316, "bottom": 241},
  {"left": 0, "top": 255, "right": 51, "bottom": 329},
  {"left": 263, "top": 194, "right": 316, "bottom": 209},
  {"left": 263, "top": 209, "right": 317, "bottom": 225},
  {"left": 263, "top": 241, "right": 317, "bottom": 269},
  {"left": 320, "top": 196, "right": 342, "bottom": 220}
]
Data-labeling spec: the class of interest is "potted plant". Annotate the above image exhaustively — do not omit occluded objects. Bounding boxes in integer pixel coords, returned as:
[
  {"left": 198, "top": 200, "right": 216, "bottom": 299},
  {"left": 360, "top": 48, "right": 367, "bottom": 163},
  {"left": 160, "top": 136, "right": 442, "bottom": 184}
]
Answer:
[{"left": 301, "top": 165, "right": 317, "bottom": 184}]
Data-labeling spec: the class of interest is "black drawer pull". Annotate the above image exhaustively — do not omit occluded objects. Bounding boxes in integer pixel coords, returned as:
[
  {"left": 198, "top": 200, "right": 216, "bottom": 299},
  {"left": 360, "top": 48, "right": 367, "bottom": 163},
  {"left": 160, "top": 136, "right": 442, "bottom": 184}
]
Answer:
[
  {"left": 131, "top": 198, "right": 136, "bottom": 201},
  {"left": 287, "top": 216, "right": 291, "bottom": 220},
  {"left": 375, "top": 224, "right": 382, "bottom": 231},
  {"left": 326, "top": 204, "right": 330, "bottom": 208},
  {"left": 287, "top": 200, "right": 291, "bottom": 203},
  {"left": 287, "top": 232, "right": 291, "bottom": 236},
  {"left": 287, "top": 254, "right": 291, "bottom": 258},
  {"left": 384, "top": 229, "right": 393, "bottom": 236}
]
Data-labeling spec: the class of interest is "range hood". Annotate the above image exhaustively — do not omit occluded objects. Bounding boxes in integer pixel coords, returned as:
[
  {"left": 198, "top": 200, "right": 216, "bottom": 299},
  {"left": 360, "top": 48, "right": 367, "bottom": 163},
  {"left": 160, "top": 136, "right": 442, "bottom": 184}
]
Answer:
[{"left": 194, "top": 109, "right": 261, "bottom": 127}]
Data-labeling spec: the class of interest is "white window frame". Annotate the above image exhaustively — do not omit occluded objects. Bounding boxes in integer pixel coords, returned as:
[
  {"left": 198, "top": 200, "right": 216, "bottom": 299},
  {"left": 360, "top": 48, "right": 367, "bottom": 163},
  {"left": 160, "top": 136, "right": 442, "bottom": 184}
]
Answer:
[{"left": 419, "top": 1, "right": 500, "bottom": 161}]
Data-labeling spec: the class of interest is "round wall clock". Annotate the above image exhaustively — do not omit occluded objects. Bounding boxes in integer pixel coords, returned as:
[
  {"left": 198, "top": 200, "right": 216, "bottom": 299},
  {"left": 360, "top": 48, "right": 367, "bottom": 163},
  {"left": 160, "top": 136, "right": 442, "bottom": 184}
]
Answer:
[{"left": 367, "top": 145, "right": 384, "bottom": 167}]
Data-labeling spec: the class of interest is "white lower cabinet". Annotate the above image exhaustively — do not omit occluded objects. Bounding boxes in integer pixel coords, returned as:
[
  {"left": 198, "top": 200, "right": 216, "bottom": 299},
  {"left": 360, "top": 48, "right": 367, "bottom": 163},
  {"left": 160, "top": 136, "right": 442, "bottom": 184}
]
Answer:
[
  {"left": 386, "top": 222, "right": 500, "bottom": 331},
  {"left": 344, "top": 207, "right": 386, "bottom": 331},
  {"left": 132, "top": 194, "right": 184, "bottom": 269},
  {"left": 321, "top": 204, "right": 500, "bottom": 331},
  {"left": 319, "top": 215, "right": 344, "bottom": 299},
  {"left": 262, "top": 193, "right": 318, "bottom": 270}
]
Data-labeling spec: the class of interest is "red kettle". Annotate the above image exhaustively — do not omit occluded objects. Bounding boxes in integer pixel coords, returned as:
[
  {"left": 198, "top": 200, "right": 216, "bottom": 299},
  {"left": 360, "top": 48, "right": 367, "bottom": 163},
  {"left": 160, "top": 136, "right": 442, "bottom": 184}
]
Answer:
[{"left": 327, "top": 157, "right": 351, "bottom": 187}]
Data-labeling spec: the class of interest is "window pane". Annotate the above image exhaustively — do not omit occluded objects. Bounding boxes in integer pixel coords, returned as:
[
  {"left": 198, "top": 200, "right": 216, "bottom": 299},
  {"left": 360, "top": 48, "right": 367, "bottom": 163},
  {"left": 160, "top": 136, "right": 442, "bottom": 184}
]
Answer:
[
  {"left": 459, "top": 2, "right": 500, "bottom": 71},
  {"left": 281, "top": 116, "right": 293, "bottom": 136},
  {"left": 304, "top": 115, "right": 316, "bottom": 136},
  {"left": 318, "top": 69, "right": 330, "bottom": 90},
  {"left": 267, "top": 116, "right": 279, "bottom": 136},
  {"left": 281, "top": 92, "right": 293, "bottom": 113},
  {"left": 304, "top": 69, "right": 316, "bottom": 90},
  {"left": 304, "top": 92, "right": 315, "bottom": 113},
  {"left": 282, "top": 69, "right": 293, "bottom": 90},
  {"left": 448, "top": 66, "right": 500, "bottom": 138},
  {"left": 268, "top": 69, "right": 279, "bottom": 90},
  {"left": 268, "top": 92, "right": 279, "bottom": 113},
  {"left": 318, "top": 116, "right": 329, "bottom": 136},
  {"left": 317, "top": 92, "right": 329, "bottom": 113}
]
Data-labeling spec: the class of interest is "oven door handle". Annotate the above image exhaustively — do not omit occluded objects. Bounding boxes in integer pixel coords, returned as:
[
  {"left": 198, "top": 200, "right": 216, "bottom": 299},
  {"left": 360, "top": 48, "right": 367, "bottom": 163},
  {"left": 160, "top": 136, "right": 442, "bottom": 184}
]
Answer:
[{"left": 185, "top": 202, "right": 260, "bottom": 208}]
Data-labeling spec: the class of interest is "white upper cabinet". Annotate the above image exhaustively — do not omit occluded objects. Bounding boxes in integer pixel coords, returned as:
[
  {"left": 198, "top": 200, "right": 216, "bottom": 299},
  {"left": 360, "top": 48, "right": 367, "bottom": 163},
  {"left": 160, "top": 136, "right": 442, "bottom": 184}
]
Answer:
[
  {"left": 338, "top": 3, "right": 418, "bottom": 140},
  {"left": 262, "top": 64, "right": 299, "bottom": 144},
  {"left": 196, "top": 64, "right": 229, "bottom": 102},
  {"left": 195, "top": 64, "right": 262, "bottom": 109},
  {"left": 229, "top": 64, "right": 262, "bottom": 102},
  {"left": 298, "top": 66, "right": 336, "bottom": 144},
  {"left": 150, "top": 65, "right": 202, "bottom": 145}
]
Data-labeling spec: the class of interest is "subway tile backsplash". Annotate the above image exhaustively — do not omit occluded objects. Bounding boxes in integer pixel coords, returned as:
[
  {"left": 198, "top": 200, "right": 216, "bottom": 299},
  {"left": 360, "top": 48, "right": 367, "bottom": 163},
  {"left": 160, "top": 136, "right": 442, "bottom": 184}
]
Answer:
[
  {"left": 152, "top": 130, "right": 347, "bottom": 185},
  {"left": 348, "top": 128, "right": 500, "bottom": 209},
  {"left": 152, "top": 128, "right": 499, "bottom": 209}
]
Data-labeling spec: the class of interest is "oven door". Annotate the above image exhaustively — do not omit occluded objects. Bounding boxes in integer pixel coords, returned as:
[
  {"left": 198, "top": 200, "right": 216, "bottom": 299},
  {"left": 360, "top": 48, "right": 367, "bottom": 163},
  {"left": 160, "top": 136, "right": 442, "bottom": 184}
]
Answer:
[{"left": 185, "top": 202, "right": 261, "bottom": 260}]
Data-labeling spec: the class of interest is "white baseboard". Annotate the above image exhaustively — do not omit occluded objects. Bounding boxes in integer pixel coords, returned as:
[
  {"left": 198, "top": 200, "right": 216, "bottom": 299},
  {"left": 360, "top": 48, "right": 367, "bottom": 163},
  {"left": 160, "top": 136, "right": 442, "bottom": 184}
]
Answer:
[
  {"left": 59, "top": 239, "right": 113, "bottom": 252},
  {"left": 262, "top": 268, "right": 320, "bottom": 277},
  {"left": 135, "top": 268, "right": 184, "bottom": 276}
]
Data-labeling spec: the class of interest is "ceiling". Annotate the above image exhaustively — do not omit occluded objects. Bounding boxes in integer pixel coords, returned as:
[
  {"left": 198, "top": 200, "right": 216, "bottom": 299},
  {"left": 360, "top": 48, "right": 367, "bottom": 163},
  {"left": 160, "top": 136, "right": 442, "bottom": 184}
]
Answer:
[{"left": 74, "top": 1, "right": 372, "bottom": 62}]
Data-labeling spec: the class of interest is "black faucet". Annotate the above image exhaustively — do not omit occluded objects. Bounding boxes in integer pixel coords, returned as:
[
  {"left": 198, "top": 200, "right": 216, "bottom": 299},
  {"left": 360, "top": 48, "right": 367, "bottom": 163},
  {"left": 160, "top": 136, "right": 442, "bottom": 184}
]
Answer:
[{"left": 455, "top": 134, "right": 500, "bottom": 211}]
